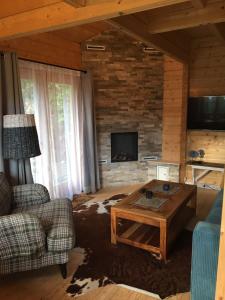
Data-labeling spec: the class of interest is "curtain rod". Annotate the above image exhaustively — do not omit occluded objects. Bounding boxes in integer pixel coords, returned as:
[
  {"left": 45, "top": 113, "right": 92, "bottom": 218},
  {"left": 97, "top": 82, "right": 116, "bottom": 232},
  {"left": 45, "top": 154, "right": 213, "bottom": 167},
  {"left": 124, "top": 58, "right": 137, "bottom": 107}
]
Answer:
[{"left": 20, "top": 58, "right": 87, "bottom": 74}]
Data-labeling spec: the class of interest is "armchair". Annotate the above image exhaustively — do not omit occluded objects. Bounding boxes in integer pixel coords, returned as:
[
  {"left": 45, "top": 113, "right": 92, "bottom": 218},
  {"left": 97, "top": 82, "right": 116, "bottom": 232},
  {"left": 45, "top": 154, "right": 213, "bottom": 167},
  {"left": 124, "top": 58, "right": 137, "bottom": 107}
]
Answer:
[{"left": 0, "top": 173, "right": 75, "bottom": 278}]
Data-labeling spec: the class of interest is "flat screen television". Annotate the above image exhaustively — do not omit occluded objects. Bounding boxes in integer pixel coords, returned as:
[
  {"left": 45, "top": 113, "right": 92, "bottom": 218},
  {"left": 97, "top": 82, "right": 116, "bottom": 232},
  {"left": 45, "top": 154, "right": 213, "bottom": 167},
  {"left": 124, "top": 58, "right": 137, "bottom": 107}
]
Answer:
[{"left": 187, "top": 96, "right": 225, "bottom": 130}]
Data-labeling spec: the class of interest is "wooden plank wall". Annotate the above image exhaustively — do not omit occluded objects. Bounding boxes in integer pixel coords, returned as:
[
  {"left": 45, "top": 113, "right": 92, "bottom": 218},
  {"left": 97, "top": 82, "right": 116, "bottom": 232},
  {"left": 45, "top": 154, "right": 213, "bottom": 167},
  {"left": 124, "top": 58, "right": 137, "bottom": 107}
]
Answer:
[
  {"left": 187, "top": 130, "right": 225, "bottom": 164},
  {"left": 0, "top": 32, "right": 81, "bottom": 70},
  {"left": 190, "top": 36, "right": 225, "bottom": 97},
  {"left": 162, "top": 56, "right": 188, "bottom": 181},
  {"left": 186, "top": 130, "right": 225, "bottom": 186},
  {"left": 187, "top": 36, "right": 225, "bottom": 186}
]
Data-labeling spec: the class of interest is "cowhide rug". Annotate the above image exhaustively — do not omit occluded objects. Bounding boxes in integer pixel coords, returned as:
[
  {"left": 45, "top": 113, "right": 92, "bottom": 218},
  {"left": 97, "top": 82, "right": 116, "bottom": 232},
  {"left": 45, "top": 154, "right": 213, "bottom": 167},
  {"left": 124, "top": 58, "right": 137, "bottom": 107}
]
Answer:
[{"left": 67, "top": 194, "right": 192, "bottom": 299}]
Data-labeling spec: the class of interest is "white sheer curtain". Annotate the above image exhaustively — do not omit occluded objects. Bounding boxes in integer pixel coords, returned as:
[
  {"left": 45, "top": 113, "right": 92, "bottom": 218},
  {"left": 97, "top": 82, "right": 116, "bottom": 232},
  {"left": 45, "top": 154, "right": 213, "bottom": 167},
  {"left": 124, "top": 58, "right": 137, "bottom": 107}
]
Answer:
[{"left": 19, "top": 60, "right": 83, "bottom": 199}]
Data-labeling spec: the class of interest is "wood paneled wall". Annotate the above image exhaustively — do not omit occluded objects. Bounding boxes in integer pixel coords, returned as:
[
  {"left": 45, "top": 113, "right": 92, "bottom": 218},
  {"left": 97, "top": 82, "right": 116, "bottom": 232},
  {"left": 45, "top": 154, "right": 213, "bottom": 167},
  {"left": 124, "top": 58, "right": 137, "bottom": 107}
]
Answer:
[
  {"left": 186, "top": 130, "right": 225, "bottom": 186},
  {"left": 0, "top": 32, "right": 81, "bottom": 70},
  {"left": 190, "top": 36, "right": 225, "bottom": 97},
  {"left": 187, "top": 36, "right": 225, "bottom": 186},
  {"left": 162, "top": 56, "right": 188, "bottom": 180},
  {"left": 187, "top": 130, "right": 225, "bottom": 164}
]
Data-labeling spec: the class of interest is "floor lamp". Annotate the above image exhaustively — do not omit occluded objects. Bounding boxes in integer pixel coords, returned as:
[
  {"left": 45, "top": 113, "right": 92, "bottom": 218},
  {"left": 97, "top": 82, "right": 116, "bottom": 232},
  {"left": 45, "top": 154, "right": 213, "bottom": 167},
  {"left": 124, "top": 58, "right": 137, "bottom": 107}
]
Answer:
[{"left": 3, "top": 114, "right": 41, "bottom": 182}]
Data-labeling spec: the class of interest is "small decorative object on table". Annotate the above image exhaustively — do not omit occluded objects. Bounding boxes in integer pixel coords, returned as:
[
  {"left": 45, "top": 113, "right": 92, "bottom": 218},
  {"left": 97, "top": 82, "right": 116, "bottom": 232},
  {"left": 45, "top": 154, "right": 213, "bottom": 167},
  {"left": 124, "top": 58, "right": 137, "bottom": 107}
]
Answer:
[
  {"left": 152, "top": 183, "right": 180, "bottom": 195},
  {"left": 163, "top": 183, "right": 170, "bottom": 191},
  {"left": 146, "top": 190, "right": 153, "bottom": 199},
  {"left": 188, "top": 149, "right": 205, "bottom": 162},
  {"left": 198, "top": 149, "right": 205, "bottom": 159},
  {"left": 188, "top": 150, "right": 199, "bottom": 161}
]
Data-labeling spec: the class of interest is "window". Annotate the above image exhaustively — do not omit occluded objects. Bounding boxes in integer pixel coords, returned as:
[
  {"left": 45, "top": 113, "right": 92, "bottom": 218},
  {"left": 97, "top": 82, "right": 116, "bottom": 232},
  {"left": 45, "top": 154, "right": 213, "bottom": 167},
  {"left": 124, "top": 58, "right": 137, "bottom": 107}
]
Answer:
[{"left": 20, "top": 60, "right": 83, "bottom": 199}]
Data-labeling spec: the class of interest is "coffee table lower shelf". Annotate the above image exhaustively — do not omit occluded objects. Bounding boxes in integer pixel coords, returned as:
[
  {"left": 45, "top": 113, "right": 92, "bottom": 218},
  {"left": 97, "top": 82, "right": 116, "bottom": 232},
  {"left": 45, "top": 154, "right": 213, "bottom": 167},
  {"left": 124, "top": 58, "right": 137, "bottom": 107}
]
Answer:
[
  {"left": 111, "top": 206, "right": 195, "bottom": 260},
  {"left": 117, "top": 222, "right": 160, "bottom": 255}
]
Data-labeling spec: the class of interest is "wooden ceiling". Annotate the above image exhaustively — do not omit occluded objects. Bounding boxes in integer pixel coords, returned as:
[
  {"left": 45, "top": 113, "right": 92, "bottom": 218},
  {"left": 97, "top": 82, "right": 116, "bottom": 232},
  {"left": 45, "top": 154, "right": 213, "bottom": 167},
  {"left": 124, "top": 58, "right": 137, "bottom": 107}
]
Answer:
[
  {"left": 0, "top": 0, "right": 225, "bottom": 63},
  {"left": 53, "top": 21, "right": 111, "bottom": 43}
]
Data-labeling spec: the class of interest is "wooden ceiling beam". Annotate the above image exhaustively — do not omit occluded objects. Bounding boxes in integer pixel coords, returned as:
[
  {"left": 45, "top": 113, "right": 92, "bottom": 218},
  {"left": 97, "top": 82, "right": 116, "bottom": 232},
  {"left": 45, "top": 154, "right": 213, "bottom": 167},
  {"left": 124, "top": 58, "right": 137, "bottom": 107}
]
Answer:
[
  {"left": 148, "top": 0, "right": 225, "bottom": 34},
  {"left": 0, "top": 0, "right": 190, "bottom": 40},
  {"left": 0, "top": 0, "right": 62, "bottom": 18},
  {"left": 68, "top": 0, "right": 185, "bottom": 6},
  {"left": 108, "top": 15, "right": 189, "bottom": 63},
  {"left": 191, "top": 0, "right": 207, "bottom": 9}
]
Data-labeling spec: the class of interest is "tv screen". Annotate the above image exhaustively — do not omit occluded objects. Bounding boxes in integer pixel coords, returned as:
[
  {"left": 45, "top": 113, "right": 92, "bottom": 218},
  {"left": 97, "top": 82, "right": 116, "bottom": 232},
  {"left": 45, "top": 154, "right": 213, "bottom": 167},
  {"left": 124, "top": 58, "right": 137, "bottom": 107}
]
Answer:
[{"left": 187, "top": 96, "right": 225, "bottom": 130}]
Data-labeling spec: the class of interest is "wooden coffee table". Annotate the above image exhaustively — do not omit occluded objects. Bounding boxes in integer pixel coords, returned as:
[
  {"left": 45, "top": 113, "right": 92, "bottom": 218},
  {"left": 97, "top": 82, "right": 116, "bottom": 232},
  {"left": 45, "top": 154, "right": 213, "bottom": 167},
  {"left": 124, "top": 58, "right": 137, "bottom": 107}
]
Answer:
[{"left": 111, "top": 179, "right": 197, "bottom": 261}]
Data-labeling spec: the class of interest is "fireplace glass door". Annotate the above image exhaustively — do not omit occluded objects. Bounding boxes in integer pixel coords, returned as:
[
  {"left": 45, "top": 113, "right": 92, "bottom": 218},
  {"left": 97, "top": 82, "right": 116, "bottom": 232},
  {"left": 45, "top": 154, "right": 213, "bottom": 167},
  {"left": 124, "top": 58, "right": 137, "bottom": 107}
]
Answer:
[{"left": 111, "top": 132, "right": 138, "bottom": 163}]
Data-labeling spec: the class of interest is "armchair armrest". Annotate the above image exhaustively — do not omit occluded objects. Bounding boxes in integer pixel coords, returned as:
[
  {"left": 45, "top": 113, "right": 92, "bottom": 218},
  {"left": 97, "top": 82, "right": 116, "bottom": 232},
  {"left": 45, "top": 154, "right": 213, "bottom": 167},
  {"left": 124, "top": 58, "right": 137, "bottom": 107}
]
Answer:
[
  {"left": 191, "top": 221, "right": 220, "bottom": 300},
  {"left": 13, "top": 184, "right": 50, "bottom": 209},
  {"left": 0, "top": 213, "right": 45, "bottom": 260}
]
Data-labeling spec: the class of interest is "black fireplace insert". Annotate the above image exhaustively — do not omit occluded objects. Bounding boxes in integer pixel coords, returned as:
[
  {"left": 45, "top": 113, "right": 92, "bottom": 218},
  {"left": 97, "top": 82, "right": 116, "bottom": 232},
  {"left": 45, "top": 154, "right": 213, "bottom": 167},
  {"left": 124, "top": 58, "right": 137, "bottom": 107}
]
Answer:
[{"left": 111, "top": 132, "right": 138, "bottom": 163}]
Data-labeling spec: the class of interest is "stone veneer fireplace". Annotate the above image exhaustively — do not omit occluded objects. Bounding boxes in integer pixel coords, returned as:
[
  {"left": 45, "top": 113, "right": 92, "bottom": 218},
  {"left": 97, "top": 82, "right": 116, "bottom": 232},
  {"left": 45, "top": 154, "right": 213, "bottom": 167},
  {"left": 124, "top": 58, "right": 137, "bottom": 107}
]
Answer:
[
  {"left": 82, "top": 29, "right": 180, "bottom": 187},
  {"left": 111, "top": 132, "right": 138, "bottom": 163}
]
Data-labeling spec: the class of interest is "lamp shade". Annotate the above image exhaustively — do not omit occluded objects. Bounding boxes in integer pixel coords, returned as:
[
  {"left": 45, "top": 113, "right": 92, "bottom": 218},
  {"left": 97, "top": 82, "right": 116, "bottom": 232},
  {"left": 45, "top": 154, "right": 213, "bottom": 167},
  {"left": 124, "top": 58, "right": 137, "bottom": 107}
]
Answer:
[{"left": 3, "top": 114, "right": 41, "bottom": 159}]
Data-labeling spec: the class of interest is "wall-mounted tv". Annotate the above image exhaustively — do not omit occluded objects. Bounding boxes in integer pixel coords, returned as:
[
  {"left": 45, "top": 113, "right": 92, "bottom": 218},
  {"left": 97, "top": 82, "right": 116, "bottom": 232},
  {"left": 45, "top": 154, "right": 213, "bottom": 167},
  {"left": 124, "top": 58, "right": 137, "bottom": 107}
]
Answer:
[{"left": 187, "top": 96, "right": 225, "bottom": 130}]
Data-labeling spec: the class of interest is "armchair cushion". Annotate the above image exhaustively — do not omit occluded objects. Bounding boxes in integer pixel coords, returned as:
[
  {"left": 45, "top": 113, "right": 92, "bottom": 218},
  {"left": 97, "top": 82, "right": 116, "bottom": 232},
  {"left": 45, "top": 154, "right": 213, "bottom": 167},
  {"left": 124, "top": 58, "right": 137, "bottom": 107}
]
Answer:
[
  {"left": 0, "top": 173, "right": 12, "bottom": 216},
  {"left": 0, "top": 213, "right": 45, "bottom": 260},
  {"left": 13, "top": 184, "right": 50, "bottom": 209},
  {"left": 13, "top": 198, "right": 75, "bottom": 253}
]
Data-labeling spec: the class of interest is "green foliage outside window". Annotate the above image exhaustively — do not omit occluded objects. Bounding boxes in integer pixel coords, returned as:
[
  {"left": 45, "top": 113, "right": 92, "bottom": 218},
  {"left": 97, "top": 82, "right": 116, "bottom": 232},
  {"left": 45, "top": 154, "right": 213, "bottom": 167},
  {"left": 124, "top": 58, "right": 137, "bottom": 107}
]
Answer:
[{"left": 21, "top": 79, "right": 73, "bottom": 185}]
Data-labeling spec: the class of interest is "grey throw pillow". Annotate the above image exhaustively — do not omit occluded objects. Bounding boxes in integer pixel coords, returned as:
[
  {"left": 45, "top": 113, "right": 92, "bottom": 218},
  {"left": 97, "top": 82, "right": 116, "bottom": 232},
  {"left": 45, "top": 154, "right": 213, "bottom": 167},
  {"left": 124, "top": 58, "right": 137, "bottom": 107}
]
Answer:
[{"left": 0, "top": 173, "right": 12, "bottom": 216}]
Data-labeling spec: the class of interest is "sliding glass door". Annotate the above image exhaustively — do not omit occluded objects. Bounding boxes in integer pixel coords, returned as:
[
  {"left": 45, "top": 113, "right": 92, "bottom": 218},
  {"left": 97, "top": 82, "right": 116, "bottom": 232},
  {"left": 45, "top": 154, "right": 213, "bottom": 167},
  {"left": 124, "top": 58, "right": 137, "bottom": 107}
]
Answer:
[{"left": 19, "top": 60, "right": 83, "bottom": 199}]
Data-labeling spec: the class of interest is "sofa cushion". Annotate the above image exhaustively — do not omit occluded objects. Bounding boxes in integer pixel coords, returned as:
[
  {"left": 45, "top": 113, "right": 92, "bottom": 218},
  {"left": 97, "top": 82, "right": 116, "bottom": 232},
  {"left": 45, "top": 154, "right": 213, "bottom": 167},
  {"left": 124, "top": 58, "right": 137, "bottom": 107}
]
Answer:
[
  {"left": 0, "top": 173, "right": 12, "bottom": 216},
  {"left": 13, "top": 198, "right": 75, "bottom": 252}
]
